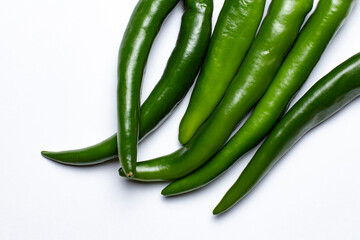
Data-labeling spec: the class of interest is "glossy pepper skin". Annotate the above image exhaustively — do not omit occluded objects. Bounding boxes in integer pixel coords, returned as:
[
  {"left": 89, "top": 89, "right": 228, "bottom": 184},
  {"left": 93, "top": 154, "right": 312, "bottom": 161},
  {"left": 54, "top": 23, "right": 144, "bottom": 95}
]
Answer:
[
  {"left": 162, "top": 0, "right": 356, "bottom": 196},
  {"left": 213, "top": 53, "right": 360, "bottom": 215},
  {"left": 178, "top": 0, "right": 266, "bottom": 145},
  {"left": 41, "top": 0, "right": 213, "bottom": 166},
  {"left": 117, "top": 0, "right": 180, "bottom": 177},
  {"left": 119, "top": 0, "right": 313, "bottom": 181},
  {"left": 140, "top": 0, "right": 213, "bottom": 139}
]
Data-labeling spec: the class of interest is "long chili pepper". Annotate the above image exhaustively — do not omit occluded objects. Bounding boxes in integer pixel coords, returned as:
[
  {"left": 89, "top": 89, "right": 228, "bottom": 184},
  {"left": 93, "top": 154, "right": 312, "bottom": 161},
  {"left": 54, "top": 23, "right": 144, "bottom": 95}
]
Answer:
[
  {"left": 117, "top": 0, "right": 184, "bottom": 177},
  {"left": 178, "top": 0, "right": 266, "bottom": 145},
  {"left": 213, "top": 52, "right": 360, "bottom": 215}
]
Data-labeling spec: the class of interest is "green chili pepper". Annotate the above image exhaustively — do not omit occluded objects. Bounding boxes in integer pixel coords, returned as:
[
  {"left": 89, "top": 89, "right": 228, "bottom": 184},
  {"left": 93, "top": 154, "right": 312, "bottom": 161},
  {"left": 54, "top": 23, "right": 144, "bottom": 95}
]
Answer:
[
  {"left": 41, "top": 0, "right": 213, "bottom": 166},
  {"left": 162, "top": 0, "right": 356, "bottom": 196},
  {"left": 178, "top": 0, "right": 266, "bottom": 145},
  {"left": 213, "top": 52, "right": 360, "bottom": 215},
  {"left": 117, "top": 0, "right": 182, "bottom": 177},
  {"left": 119, "top": 0, "right": 313, "bottom": 181}
]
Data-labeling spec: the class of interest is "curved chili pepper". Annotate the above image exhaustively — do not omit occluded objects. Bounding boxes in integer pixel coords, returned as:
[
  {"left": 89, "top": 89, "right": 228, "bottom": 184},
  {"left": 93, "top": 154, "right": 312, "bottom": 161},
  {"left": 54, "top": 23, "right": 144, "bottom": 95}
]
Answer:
[
  {"left": 41, "top": 0, "right": 213, "bottom": 166},
  {"left": 162, "top": 0, "right": 356, "bottom": 196},
  {"left": 117, "top": 0, "right": 185, "bottom": 177},
  {"left": 178, "top": 0, "right": 266, "bottom": 145},
  {"left": 213, "top": 52, "right": 360, "bottom": 215},
  {"left": 119, "top": 0, "right": 313, "bottom": 181}
]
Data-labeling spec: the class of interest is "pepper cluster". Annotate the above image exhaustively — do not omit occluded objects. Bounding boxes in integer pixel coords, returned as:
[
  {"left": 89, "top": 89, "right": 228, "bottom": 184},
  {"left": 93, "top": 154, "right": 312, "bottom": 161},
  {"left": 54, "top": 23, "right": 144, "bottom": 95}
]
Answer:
[{"left": 42, "top": 0, "right": 359, "bottom": 215}]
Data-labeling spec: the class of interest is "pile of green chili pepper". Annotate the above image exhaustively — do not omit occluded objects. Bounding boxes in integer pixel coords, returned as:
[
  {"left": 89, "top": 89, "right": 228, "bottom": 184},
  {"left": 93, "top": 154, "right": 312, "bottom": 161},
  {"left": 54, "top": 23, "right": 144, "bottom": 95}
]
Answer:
[{"left": 42, "top": 0, "right": 359, "bottom": 215}]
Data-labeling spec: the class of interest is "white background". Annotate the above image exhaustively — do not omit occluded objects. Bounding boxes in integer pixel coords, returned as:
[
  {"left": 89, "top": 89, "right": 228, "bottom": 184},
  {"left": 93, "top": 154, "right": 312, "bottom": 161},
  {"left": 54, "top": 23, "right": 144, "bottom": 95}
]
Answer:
[{"left": 1, "top": 0, "right": 360, "bottom": 239}]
